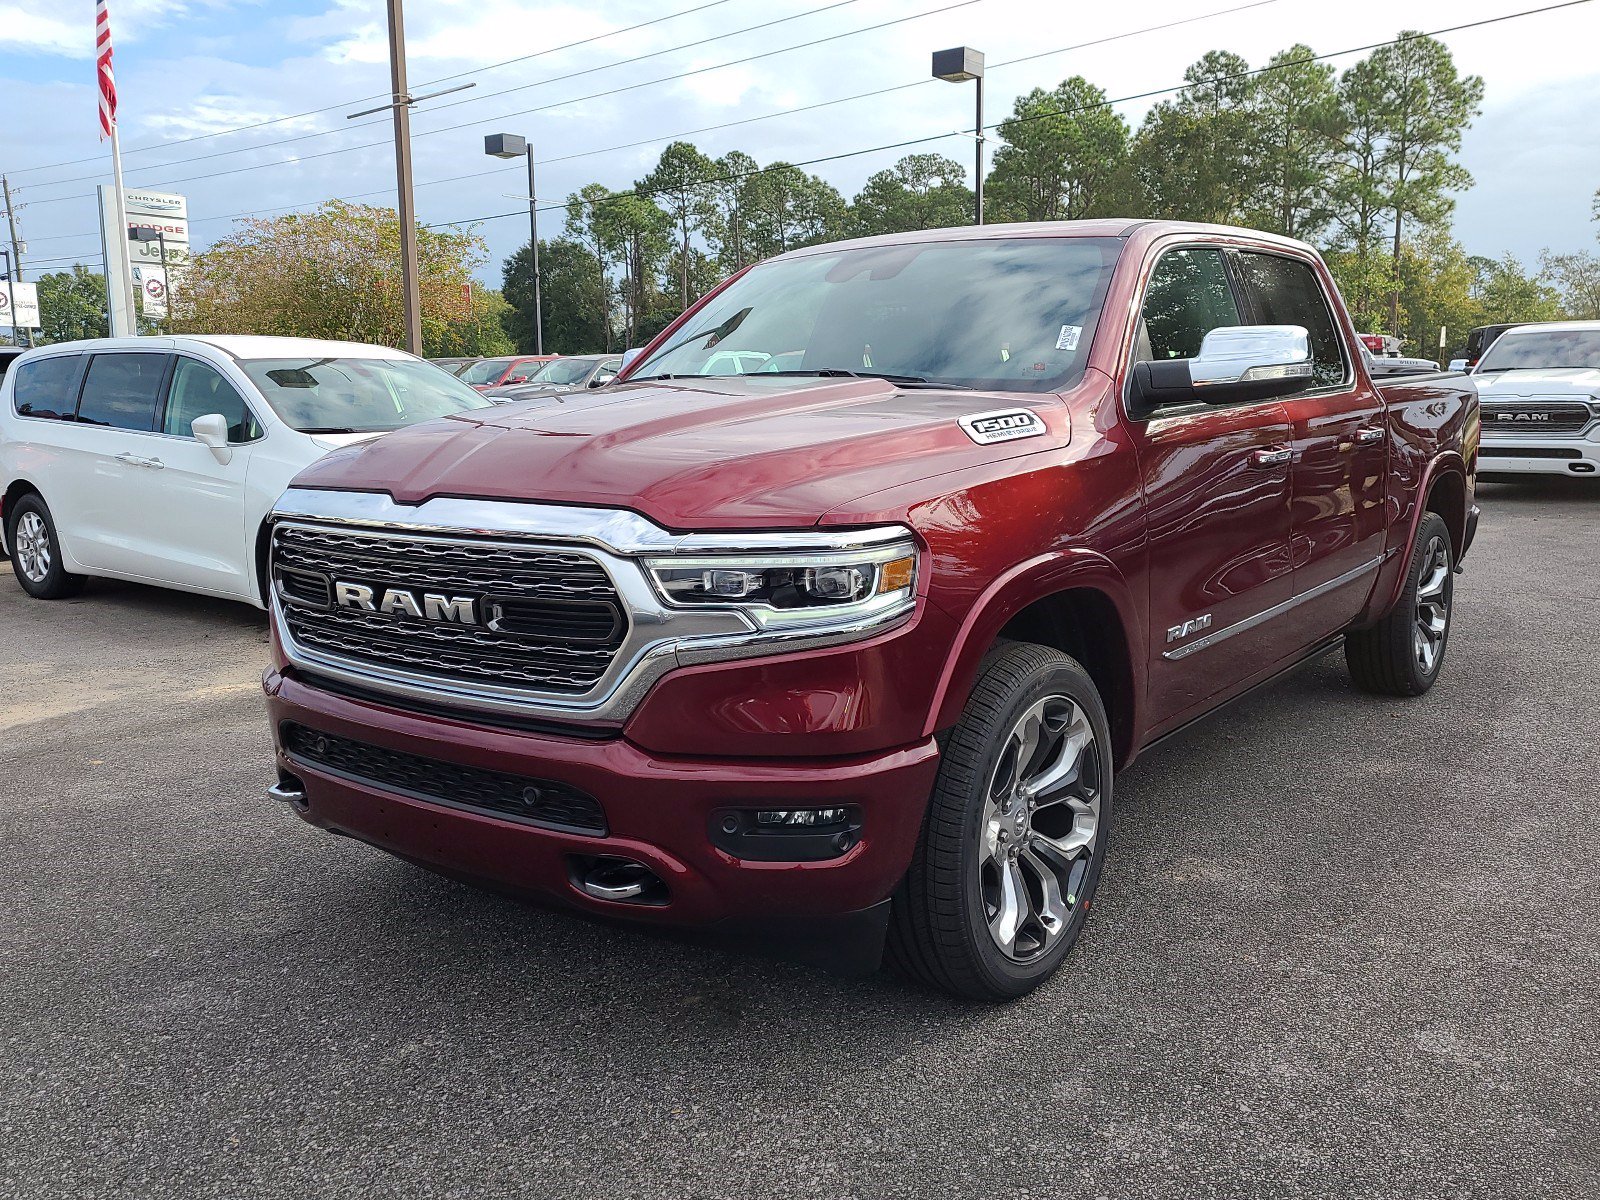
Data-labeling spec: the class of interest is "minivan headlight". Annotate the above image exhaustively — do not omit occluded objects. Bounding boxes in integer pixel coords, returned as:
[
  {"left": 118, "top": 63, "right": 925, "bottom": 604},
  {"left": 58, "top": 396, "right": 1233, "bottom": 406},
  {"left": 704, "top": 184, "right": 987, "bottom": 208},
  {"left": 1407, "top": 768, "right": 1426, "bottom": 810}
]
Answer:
[{"left": 644, "top": 537, "right": 918, "bottom": 630}]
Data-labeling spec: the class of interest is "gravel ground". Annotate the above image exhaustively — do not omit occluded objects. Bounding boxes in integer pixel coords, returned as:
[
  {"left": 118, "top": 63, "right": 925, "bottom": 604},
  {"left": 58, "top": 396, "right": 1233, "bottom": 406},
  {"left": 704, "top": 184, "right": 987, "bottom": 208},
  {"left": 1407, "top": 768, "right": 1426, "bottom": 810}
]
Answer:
[{"left": 2, "top": 477, "right": 1597, "bottom": 1199}]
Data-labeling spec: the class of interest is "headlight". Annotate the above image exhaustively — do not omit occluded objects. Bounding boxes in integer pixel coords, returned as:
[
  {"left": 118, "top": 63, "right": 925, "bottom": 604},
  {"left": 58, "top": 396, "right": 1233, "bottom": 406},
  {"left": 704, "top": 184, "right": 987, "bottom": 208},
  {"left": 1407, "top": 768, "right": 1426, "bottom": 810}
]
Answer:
[{"left": 644, "top": 536, "right": 919, "bottom": 632}]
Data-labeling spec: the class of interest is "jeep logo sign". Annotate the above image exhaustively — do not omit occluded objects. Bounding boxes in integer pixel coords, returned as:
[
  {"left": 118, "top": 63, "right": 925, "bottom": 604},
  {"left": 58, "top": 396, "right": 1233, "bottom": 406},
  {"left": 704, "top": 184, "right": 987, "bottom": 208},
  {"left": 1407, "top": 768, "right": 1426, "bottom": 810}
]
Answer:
[
  {"left": 958, "top": 408, "right": 1049, "bottom": 445},
  {"left": 334, "top": 581, "right": 478, "bottom": 625}
]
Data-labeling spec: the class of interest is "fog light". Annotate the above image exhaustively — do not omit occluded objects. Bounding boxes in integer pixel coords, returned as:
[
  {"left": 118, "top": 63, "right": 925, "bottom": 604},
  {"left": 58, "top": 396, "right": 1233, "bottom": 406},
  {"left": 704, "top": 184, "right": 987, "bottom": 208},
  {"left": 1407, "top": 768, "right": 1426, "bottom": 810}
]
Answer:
[{"left": 755, "top": 807, "right": 849, "bottom": 827}]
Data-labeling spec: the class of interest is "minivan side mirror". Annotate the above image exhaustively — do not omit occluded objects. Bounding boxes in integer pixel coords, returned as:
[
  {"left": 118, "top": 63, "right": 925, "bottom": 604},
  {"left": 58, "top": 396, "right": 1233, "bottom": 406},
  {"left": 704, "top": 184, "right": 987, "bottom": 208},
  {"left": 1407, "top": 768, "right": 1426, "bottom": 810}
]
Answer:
[
  {"left": 620, "top": 348, "right": 644, "bottom": 371},
  {"left": 191, "top": 413, "right": 233, "bottom": 464},
  {"left": 1128, "top": 325, "right": 1312, "bottom": 419}
]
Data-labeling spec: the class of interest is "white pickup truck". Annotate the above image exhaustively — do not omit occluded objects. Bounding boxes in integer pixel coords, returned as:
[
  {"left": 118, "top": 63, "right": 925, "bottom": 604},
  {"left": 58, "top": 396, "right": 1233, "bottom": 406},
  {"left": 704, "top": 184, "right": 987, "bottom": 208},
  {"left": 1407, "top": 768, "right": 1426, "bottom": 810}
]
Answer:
[{"left": 1472, "top": 321, "right": 1600, "bottom": 479}]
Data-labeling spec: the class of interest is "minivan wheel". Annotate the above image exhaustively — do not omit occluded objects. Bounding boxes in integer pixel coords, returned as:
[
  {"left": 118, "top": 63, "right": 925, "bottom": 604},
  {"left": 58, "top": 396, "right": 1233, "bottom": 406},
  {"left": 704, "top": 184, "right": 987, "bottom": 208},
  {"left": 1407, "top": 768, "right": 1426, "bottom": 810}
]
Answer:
[
  {"left": 1344, "top": 511, "right": 1454, "bottom": 696},
  {"left": 7, "top": 495, "right": 86, "bottom": 600},
  {"left": 888, "top": 642, "right": 1112, "bottom": 1002}
]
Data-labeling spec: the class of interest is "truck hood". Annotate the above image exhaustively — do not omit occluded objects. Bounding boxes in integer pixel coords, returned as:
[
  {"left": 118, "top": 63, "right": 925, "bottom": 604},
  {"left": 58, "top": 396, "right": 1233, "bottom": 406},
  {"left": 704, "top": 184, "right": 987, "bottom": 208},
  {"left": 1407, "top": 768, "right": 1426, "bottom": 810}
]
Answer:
[
  {"left": 288, "top": 375, "right": 1073, "bottom": 529},
  {"left": 1474, "top": 368, "right": 1600, "bottom": 399}
]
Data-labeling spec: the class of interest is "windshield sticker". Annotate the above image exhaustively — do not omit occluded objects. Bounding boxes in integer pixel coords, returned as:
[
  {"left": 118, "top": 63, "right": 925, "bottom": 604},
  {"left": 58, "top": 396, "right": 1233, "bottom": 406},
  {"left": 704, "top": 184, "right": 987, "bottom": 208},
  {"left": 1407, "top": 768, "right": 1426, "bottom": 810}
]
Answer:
[
  {"left": 959, "top": 409, "right": 1049, "bottom": 446},
  {"left": 1055, "top": 325, "right": 1082, "bottom": 352}
]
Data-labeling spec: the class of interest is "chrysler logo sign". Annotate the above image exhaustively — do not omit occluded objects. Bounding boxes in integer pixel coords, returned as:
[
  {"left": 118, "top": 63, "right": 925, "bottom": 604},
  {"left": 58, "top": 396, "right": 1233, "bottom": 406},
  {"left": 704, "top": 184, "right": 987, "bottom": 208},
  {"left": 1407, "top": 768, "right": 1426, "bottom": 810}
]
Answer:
[{"left": 334, "top": 581, "right": 478, "bottom": 625}]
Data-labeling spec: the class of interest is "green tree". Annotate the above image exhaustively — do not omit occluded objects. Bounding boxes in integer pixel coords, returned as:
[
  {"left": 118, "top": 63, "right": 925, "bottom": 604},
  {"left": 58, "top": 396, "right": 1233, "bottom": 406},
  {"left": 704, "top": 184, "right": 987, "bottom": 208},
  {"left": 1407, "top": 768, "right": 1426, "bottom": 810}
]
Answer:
[
  {"left": 1363, "top": 33, "right": 1484, "bottom": 331},
  {"left": 173, "top": 200, "right": 497, "bottom": 354},
  {"left": 1246, "top": 46, "right": 1344, "bottom": 239},
  {"left": 597, "top": 193, "right": 671, "bottom": 349},
  {"left": 848, "top": 154, "right": 973, "bottom": 236},
  {"left": 640, "top": 141, "right": 716, "bottom": 311},
  {"left": 1394, "top": 228, "right": 1479, "bottom": 355},
  {"left": 1540, "top": 249, "right": 1600, "bottom": 320},
  {"left": 1133, "top": 51, "right": 1262, "bottom": 223},
  {"left": 742, "top": 164, "right": 846, "bottom": 260},
  {"left": 988, "top": 78, "right": 1129, "bottom": 222},
  {"left": 501, "top": 238, "right": 608, "bottom": 353},
  {"left": 702, "top": 150, "right": 760, "bottom": 273},
  {"left": 565, "top": 184, "right": 622, "bottom": 349},
  {"left": 1476, "top": 252, "right": 1563, "bottom": 325},
  {"left": 34, "top": 264, "right": 108, "bottom": 344}
]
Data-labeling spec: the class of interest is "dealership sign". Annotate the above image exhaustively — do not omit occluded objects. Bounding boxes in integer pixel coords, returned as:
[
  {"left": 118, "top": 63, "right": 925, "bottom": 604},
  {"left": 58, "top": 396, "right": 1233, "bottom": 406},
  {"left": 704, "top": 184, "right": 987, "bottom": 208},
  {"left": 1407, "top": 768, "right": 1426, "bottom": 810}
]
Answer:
[
  {"left": 0, "top": 281, "right": 41, "bottom": 329},
  {"left": 133, "top": 265, "right": 168, "bottom": 319},
  {"left": 124, "top": 189, "right": 189, "bottom": 267}
]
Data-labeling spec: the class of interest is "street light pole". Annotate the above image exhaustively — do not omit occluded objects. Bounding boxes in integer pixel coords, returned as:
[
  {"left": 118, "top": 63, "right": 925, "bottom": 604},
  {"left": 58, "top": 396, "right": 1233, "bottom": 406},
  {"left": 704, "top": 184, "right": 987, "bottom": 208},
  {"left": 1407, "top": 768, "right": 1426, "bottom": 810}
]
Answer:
[
  {"left": 486, "top": 132, "right": 543, "bottom": 355},
  {"left": 932, "top": 46, "right": 986, "bottom": 226},
  {"left": 0, "top": 248, "right": 16, "bottom": 349}
]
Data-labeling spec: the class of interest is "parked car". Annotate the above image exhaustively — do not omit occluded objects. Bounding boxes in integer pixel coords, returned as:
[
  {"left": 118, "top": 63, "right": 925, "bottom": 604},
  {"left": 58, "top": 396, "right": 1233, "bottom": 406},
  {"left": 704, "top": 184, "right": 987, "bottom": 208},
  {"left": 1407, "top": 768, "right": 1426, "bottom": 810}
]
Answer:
[
  {"left": 261, "top": 221, "right": 1479, "bottom": 1000},
  {"left": 1360, "top": 346, "right": 1441, "bottom": 377},
  {"left": 1463, "top": 323, "right": 1529, "bottom": 370},
  {"left": 428, "top": 356, "right": 481, "bottom": 376},
  {"left": 1473, "top": 320, "right": 1600, "bottom": 478},
  {"left": 457, "top": 354, "right": 558, "bottom": 392},
  {"left": 1, "top": 346, "right": 23, "bottom": 380},
  {"left": 1, "top": 336, "right": 494, "bottom": 606},
  {"left": 485, "top": 353, "right": 622, "bottom": 402}
]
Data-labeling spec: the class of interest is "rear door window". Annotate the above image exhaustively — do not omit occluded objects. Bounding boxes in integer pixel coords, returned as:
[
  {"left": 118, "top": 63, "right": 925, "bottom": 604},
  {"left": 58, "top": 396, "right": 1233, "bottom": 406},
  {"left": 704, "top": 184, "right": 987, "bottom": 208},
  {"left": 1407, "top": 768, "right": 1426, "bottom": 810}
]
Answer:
[
  {"left": 77, "top": 352, "right": 170, "bottom": 431},
  {"left": 11, "top": 354, "right": 85, "bottom": 420},
  {"left": 1231, "top": 252, "right": 1349, "bottom": 390}
]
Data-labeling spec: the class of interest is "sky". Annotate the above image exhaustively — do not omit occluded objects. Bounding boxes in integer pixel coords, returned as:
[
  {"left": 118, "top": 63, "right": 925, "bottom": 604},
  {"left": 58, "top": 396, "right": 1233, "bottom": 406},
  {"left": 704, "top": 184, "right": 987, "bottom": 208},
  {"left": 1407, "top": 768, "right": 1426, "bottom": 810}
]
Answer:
[{"left": 1, "top": 0, "right": 1596, "bottom": 286}]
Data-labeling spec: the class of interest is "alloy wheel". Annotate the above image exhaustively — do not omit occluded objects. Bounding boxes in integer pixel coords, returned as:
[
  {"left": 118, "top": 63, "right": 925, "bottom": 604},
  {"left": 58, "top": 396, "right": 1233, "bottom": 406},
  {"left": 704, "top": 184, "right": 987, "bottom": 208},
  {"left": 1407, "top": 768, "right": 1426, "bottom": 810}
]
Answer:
[
  {"left": 979, "top": 694, "right": 1102, "bottom": 962},
  {"left": 14, "top": 511, "right": 52, "bottom": 584},
  {"left": 1413, "top": 533, "right": 1451, "bottom": 675}
]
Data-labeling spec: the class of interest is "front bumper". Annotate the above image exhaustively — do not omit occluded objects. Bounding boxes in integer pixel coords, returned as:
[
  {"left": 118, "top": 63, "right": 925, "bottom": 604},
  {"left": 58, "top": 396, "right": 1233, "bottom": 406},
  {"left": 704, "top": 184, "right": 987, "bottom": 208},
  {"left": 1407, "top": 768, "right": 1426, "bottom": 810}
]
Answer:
[
  {"left": 263, "top": 668, "right": 940, "bottom": 928},
  {"left": 1478, "top": 436, "right": 1600, "bottom": 477}
]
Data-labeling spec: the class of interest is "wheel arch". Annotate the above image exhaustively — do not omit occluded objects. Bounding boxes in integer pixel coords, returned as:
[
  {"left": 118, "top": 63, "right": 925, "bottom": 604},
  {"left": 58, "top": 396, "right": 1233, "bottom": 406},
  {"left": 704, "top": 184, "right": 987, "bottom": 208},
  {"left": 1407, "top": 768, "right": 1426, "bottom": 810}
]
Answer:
[
  {"left": 2, "top": 477, "right": 44, "bottom": 551},
  {"left": 925, "top": 551, "right": 1145, "bottom": 768}
]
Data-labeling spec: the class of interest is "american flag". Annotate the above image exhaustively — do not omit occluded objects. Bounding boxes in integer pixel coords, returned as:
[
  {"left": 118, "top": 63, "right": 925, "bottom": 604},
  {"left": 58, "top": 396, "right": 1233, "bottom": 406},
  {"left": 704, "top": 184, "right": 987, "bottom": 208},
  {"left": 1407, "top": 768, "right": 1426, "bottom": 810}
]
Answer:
[{"left": 96, "top": 0, "right": 117, "bottom": 139}]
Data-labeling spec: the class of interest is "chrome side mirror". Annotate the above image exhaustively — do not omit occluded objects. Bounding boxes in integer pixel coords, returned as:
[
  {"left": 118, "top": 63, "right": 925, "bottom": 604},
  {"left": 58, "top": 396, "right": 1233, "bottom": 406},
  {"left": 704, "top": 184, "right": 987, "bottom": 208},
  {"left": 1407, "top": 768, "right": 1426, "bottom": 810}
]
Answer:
[
  {"left": 1128, "top": 325, "right": 1313, "bottom": 418},
  {"left": 1190, "top": 325, "right": 1312, "bottom": 390},
  {"left": 191, "top": 413, "right": 233, "bottom": 464}
]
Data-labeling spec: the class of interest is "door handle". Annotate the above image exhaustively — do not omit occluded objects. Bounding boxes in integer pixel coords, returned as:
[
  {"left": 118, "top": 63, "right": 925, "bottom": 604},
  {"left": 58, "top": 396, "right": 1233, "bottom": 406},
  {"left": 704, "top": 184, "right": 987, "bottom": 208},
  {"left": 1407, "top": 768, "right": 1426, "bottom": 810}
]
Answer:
[
  {"left": 114, "top": 452, "right": 164, "bottom": 469},
  {"left": 1250, "top": 447, "right": 1292, "bottom": 468},
  {"left": 1354, "top": 426, "right": 1386, "bottom": 445}
]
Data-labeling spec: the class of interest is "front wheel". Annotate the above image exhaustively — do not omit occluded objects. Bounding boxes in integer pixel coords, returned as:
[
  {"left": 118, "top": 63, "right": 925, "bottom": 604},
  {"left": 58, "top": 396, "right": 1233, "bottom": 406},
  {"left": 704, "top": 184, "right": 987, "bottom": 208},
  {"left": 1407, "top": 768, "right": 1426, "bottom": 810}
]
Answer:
[
  {"left": 1345, "top": 511, "right": 1454, "bottom": 696},
  {"left": 888, "top": 642, "right": 1113, "bottom": 1002},
  {"left": 7, "top": 494, "right": 86, "bottom": 600}
]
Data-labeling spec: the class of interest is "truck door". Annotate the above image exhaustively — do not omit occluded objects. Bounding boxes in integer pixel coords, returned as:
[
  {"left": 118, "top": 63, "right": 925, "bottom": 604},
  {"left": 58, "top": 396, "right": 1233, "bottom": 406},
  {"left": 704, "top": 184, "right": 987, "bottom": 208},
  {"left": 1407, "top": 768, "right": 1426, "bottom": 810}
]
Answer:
[
  {"left": 1124, "top": 245, "right": 1298, "bottom": 728},
  {"left": 1230, "top": 250, "right": 1388, "bottom": 641}
]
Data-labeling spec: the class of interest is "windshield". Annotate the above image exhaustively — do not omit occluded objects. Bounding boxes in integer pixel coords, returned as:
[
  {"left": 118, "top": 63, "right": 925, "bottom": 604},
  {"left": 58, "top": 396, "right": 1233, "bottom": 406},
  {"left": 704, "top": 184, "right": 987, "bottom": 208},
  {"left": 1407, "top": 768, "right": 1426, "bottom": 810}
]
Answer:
[
  {"left": 529, "top": 358, "right": 597, "bottom": 385},
  {"left": 239, "top": 357, "right": 494, "bottom": 433},
  {"left": 627, "top": 237, "right": 1121, "bottom": 393},
  {"left": 1477, "top": 329, "right": 1600, "bottom": 372},
  {"left": 459, "top": 357, "right": 515, "bottom": 385}
]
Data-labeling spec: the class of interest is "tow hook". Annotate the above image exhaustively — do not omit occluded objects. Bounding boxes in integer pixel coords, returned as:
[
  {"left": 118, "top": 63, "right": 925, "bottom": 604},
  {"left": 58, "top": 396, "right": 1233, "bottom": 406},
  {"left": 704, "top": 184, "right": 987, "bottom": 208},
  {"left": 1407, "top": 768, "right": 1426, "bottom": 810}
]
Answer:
[{"left": 268, "top": 770, "right": 308, "bottom": 811}]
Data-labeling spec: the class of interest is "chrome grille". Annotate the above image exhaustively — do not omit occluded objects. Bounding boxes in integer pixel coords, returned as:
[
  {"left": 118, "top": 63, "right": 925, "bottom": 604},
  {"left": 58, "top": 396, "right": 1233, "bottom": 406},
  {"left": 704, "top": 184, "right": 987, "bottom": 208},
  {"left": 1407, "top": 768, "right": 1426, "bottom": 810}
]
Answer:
[
  {"left": 1480, "top": 402, "right": 1593, "bottom": 435},
  {"left": 272, "top": 523, "right": 626, "bottom": 695}
]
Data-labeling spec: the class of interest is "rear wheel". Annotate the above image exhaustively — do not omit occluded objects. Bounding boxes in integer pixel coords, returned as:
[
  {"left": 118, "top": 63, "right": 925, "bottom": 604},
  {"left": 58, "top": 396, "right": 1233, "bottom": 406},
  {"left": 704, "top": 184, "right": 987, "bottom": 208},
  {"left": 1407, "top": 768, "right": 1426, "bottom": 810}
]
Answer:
[
  {"left": 7, "top": 494, "right": 86, "bottom": 600},
  {"left": 888, "top": 642, "right": 1112, "bottom": 1001},
  {"left": 1345, "top": 511, "right": 1453, "bottom": 696}
]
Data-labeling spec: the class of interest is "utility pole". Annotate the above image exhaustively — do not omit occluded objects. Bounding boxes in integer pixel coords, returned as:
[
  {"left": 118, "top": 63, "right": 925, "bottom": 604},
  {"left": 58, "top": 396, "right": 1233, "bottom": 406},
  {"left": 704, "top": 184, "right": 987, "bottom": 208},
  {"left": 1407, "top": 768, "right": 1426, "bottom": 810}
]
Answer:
[
  {"left": 347, "top": 2, "right": 473, "bottom": 357},
  {"left": 2, "top": 175, "right": 32, "bottom": 348}
]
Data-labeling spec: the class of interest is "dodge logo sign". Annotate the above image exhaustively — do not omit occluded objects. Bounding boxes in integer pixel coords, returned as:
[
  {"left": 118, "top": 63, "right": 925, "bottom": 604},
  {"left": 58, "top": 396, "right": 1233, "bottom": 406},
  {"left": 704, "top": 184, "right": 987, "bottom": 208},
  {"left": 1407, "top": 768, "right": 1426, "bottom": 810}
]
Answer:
[
  {"left": 334, "top": 581, "right": 478, "bottom": 625},
  {"left": 958, "top": 409, "right": 1049, "bottom": 445}
]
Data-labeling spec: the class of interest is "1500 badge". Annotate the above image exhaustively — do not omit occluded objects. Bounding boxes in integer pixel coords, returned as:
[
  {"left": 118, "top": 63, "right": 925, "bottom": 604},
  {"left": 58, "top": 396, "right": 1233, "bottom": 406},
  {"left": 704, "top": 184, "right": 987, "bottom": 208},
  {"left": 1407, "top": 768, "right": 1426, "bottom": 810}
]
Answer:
[{"left": 958, "top": 408, "right": 1049, "bottom": 445}]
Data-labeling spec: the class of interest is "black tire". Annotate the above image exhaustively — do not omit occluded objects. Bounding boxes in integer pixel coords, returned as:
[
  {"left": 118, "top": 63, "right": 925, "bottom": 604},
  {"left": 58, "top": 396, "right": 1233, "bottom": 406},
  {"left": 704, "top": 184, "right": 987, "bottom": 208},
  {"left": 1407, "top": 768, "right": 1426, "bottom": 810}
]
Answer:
[
  {"left": 1345, "top": 511, "right": 1454, "bottom": 696},
  {"left": 6, "top": 494, "right": 87, "bottom": 600},
  {"left": 888, "top": 642, "right": 1113, "bottom": 1002}
]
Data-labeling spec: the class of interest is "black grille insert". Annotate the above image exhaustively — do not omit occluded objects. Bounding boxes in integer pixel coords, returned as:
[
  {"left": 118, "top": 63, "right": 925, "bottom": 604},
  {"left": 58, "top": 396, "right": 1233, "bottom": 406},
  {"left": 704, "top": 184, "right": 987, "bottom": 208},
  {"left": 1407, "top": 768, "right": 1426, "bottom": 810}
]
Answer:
[
  {"left": 1480, "top": 403, "right": 1593, "bottom": 435},
  {"left": 271, "top": 523, "right": 627, "bottom": 695},
  {"left": 281, "top": 722, "right": 607, "bottom": 834}
]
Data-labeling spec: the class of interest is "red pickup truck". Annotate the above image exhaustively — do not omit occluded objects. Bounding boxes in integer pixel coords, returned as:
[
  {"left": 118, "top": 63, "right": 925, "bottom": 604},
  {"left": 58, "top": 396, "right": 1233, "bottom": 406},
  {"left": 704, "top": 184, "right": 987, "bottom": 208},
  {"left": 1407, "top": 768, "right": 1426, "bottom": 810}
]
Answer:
[{"left": 262, "top": 221, "right": 1479, "bottom": 1000}]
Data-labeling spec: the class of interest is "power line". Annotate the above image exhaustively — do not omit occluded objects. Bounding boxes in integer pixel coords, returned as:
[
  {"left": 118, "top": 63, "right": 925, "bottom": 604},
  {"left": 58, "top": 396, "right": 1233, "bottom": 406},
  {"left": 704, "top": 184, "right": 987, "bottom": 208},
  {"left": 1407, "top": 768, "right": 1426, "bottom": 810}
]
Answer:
[
  {"left": 23, "top": 0, "right": 870, "bottom": 191},
  {"left": 4, "top": 0, "right": 738, "bottom": 179},
  {"left": 21, "top": 0, "right": 984, "bottom": 203},
  {"left": 422, "top": 0, "right": 1593, "bottom": 229}
]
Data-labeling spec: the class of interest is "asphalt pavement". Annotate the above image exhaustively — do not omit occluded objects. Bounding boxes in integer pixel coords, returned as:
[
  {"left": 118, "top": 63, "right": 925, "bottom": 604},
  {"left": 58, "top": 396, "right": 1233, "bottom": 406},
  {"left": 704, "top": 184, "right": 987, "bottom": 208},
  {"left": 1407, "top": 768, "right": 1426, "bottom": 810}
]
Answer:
[{"left": 2, "top": 478, "right": 1597, "bottom": 1199}]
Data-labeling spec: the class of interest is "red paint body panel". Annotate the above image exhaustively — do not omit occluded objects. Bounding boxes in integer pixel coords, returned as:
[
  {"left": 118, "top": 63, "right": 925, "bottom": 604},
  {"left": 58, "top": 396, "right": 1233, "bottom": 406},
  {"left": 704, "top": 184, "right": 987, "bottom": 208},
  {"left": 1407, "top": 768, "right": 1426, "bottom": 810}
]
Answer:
[{"left": 266, "top": 220, "right": 1478, "bottom": 929}]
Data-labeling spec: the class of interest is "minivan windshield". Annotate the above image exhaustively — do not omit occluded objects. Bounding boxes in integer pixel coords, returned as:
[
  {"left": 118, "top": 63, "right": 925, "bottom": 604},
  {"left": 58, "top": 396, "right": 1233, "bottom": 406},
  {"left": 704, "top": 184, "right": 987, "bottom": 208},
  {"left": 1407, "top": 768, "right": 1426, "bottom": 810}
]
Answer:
[
  {"left": 1476, "top": 329, "right": 1600, "bottom": 373},
  {"left": 627, "top": 237, "right": 1121, "bottom": 393},
  {"left": 238, "top": 357, "right": 493, "bottom": 433}
]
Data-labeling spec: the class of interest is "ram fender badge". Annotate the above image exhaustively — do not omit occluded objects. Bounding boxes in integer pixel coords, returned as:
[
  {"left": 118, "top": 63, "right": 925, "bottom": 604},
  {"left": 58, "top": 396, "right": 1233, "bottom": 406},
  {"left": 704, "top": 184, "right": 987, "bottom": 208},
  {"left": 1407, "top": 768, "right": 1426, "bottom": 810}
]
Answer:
[
  {"left": 1166, "top": 614, "right": 1213, "bottom": 643},
  {"left": 958, "top": 408, "right": 1049, "bottom": 446}
]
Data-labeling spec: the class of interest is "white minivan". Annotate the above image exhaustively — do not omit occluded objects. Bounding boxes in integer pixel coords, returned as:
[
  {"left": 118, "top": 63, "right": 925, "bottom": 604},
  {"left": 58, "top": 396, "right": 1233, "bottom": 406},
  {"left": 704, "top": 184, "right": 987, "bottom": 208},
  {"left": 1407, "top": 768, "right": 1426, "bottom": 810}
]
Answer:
[{"left": 1, "top": 335, "right": 494, "bottom": 607}]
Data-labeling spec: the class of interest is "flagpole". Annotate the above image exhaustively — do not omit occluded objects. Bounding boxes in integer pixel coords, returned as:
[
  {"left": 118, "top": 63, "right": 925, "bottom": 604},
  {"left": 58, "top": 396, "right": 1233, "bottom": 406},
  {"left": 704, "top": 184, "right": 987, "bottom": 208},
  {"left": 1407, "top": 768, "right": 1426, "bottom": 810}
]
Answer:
[{"left": 108, "top": 118, "right": 137, "bottom": 335}]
